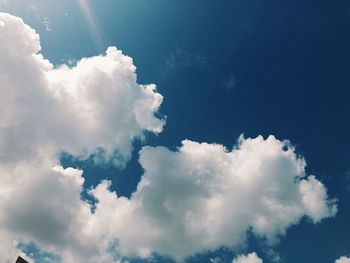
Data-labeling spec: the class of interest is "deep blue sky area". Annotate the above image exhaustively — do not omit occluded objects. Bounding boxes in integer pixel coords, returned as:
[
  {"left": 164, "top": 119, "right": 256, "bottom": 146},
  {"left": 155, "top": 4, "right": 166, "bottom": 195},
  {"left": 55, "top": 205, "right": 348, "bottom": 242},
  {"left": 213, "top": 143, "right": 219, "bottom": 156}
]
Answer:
[{"left": 1, "top": 1, "right": 350, "bottom": 262}]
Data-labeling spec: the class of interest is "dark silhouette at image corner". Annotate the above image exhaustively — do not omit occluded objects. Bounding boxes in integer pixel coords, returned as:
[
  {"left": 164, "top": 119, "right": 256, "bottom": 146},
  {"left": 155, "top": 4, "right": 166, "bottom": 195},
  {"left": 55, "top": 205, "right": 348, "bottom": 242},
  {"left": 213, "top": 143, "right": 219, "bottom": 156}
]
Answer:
[{"left": 16, "top": 256, "right": 28, "bottom": 263}]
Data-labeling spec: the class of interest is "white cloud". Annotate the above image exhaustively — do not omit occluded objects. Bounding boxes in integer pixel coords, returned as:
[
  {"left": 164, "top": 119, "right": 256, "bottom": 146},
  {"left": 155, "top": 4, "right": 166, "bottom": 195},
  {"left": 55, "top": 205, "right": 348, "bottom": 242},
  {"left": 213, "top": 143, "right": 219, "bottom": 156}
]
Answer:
[
  {"left": 336, "top": 256, "right": 350, "bottom": 263},
  {"left": 232, "top": 252, "right": 263, "bottom": 263},
  {"left": 0, "top": 12, "right": 165, "bottom": 166},
  {"left": 0, "top": 11, "right": 163, "bottom": 263},
  {"left": 89, "top": 135, "right": 336, "bottom": 260},
  {"left": 0, "top": 11, "right": 337, "bottom": 263}
]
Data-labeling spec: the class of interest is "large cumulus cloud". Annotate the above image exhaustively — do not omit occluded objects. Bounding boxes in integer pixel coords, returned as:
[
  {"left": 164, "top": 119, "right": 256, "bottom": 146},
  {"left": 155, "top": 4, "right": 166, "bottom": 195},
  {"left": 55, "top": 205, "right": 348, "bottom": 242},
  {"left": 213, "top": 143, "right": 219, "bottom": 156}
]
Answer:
[
  {"left": 90, "top": 135, "right": 336, "bottom": 260},
  {"left": 0, "top": 12, "right": 164, "bottom": 165},
  {"left": 0, "top": 12, "right": 337, "bottom": 263}
]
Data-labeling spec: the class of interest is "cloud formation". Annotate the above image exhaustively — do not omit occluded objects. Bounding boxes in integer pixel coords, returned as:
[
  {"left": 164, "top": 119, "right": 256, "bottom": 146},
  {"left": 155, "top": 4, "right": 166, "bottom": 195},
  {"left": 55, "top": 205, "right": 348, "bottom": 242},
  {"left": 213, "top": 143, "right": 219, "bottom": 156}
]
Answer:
[
  {"left": 336, "top": 256, "right": 350, "bottom": 263},
  {"left": 0, "top": 11, "right": 163, "bottom": 262},
  {"left": 232, "top": 252, "right": 263, "bottom": 263},
  {"left": 89, "top": 136, "right": 336, "bottom": 260},
  {"left": 0, "top": 12, "right": 337, "bottom": 263},
  {"left": 0, "top": 12, "right": 164, "bottom": 165}
]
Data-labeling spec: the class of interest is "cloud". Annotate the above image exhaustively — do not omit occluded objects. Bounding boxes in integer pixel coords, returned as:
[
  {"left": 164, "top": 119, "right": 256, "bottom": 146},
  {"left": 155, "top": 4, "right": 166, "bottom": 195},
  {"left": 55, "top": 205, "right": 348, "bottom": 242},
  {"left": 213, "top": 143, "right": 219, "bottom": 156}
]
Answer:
[
  {"left": 336, "top": 257, "right": 350, "bottom": 263},
  {"left": 0, "top": 154, "right": 127, "bottom": 262},
  {"left": 0, "top": 12, "right": 165, "bottom": 166},
  {"left": 263, "top": 248, "right": 281, "bottom": 263},
  {"left": 232, "top": 252, "right": 263, "bottom": 263},
  {"left": 210, "top": 257, "right": 221, "bottom": 263},
  {"left": 17, "top": 241, "right": 61, "bottom": 263},
  {"left": 89, "top": 135, "right": 336, "bottom": 260},
  {"left": 0, "top": 12, "right": 337, "bottom": 263},
  {"left": 0, "top": 11, "right": 163, "bottom": 262},
  {"left": 42, "top": 17, "right": 52, "bottom": 32},
  {"left": 159, "top": 44, "right": 209, "bottom": 79}
]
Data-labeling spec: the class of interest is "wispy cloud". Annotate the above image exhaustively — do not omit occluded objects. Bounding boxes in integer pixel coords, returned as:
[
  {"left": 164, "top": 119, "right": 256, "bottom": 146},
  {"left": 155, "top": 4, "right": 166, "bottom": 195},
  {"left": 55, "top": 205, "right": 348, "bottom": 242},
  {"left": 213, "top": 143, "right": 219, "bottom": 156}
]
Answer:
[
  {"left": 42, "top": 17, "right": 51, "bottom": 32},
  {"left": 159, "top": 44, "right": 211, "bottom": 79}
]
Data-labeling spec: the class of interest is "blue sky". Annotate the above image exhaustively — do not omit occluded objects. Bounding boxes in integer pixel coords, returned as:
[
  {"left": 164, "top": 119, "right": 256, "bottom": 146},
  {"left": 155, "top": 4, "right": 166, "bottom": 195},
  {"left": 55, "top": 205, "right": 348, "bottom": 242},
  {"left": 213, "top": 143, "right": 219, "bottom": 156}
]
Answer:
[{"left": 0, "top": 1, "right": 349, "bottom": 263}]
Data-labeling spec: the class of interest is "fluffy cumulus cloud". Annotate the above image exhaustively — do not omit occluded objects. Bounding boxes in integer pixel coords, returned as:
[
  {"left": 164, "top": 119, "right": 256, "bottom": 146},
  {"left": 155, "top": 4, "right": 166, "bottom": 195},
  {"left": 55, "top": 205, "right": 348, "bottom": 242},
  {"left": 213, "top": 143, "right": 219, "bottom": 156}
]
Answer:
[
  {"left": 0, "top": 11, "right": 163, "bottom": 262},
  {"left": 0, "top": 12, "right": 338, "bottom": 263},
  {"left": 232, "top": 252, "right": 263, "bottom": 263},
  {"left": 336, "top": 256, "right": 350, "bottom": 263},
  {"left": 0, "top": 12, "right": 164, "bottom": 165},
  {"left": 89, "top": 135, "right": 336, "bottom": 260}
]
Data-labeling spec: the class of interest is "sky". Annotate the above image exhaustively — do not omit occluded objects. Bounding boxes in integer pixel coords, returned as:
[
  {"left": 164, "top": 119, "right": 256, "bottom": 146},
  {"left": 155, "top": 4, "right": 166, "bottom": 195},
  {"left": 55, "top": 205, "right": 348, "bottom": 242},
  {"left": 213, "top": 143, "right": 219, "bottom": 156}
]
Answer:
[{"left": 0, "top": 0, "right": 349, "bottom": 263}]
